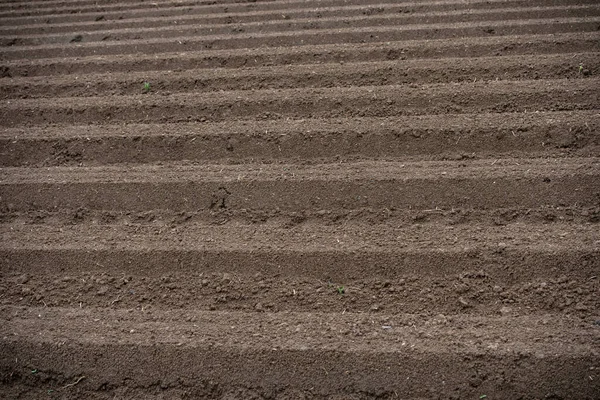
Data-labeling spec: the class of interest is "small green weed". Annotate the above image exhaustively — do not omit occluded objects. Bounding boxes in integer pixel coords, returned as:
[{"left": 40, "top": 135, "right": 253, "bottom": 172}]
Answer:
[
  {"left": 143, "top": 81, "right": 151, "bottom": 92},
  {"left": 31, "top": 369, "right": 38, "bottom": 374},
  {"left": 578, "top": 63, "right": 584, "bottom": 74},
  {"left": 326, "top": 280, "right": 346, "bottom": 295}
]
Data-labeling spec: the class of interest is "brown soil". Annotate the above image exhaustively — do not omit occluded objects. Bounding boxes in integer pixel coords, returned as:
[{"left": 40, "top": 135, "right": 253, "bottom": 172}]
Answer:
[{"left": 1, "top": 0, "right": 599, "bottom": 399}]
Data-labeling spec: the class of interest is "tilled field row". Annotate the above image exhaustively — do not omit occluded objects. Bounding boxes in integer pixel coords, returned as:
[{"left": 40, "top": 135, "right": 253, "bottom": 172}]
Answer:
[
  {"left": 3, "top": 32, "right": 597, "bottom": 78},
  {"left": 2, "top": 4, "right": 598, "bottom": 43},
  {"left": 1, "top": 158, "right": 598, "bottom": 212},
  {"left": 1, "top": 251, "right": 598, "bottom": 313},
  {"left": 1, "top": 221, "right": 598, "bottom": 278},
  {"left": 2, "top": 307, "right": 598, "bottom": 398},
  {"left": 2, "top": 205, "right": 599, "bottom": 226},
  {"left": 1, "top": 78, "right": 598, "bottom": 126},
  {"left": 2, "top": 53, "right": 598, "bottom": 100},
  {"left": 1, "top": 111, "right": 598, "bottom": 166},
  {"left": 5, "top": 212, "right": 597, "bottom": 318},
  {"left": 3, "top": 16, "right": 599, "bottom": 60},
  {"left": 1, "top": 3, "right": 597, "bottom": 37},
  {"left": 2, "top": 0, "right": 597, "bottom": 22}
]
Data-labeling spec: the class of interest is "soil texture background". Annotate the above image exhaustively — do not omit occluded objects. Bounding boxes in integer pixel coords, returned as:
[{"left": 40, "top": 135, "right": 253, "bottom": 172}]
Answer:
[{"left": 0, "top": 0, "right": 599, "bottom": 399}]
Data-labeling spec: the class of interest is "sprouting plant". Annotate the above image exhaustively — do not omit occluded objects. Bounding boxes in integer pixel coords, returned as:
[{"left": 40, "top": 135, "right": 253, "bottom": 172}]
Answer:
[
  {"left": 143, "top": 81, "right": 151, "bottom": 92},
  {"left": 578, "top": 63, "right": 584, "bottom": 74},
  {"left": 31, "top": 369, "right": 38, "bottom": 374},
  {"left": 336, "top": 286, "right": 345, "bottom": 295}
]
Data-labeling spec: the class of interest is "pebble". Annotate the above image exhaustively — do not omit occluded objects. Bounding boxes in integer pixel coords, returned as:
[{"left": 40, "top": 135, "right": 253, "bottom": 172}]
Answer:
[{"left": 500, "top": 306, "right": 512, "bottom": 315}]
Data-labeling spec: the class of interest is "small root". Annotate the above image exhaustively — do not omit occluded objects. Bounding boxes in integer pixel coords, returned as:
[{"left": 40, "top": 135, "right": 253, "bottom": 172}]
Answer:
[{"left": 61, "top": 376, "right": 86, "bottom": 390}]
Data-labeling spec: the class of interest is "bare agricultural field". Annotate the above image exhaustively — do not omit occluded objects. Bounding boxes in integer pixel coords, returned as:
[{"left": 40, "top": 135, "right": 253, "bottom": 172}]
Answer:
[{"left": 0, "top": 0, "right": 599, "bottom": 398}]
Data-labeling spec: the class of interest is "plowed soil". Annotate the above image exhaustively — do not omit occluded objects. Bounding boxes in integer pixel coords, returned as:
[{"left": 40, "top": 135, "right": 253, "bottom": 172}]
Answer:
[{"left": 0, "top": 0, "right": 599, "bottom": 399}]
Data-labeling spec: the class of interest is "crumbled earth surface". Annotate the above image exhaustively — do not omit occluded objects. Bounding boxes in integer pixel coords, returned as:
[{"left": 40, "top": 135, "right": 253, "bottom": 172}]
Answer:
[{"left": 0, "top": 0, "right": 599, "bottom": 399}]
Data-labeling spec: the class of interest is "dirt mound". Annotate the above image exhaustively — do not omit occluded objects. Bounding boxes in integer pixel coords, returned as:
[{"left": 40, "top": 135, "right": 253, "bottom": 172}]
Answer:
[{"left": 1, "top": 0, "right": 599, "bottom": 398}]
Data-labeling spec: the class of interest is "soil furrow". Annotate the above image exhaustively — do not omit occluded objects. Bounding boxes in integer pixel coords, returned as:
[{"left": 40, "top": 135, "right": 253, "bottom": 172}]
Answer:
[
  {"left": 1, "top": 17, "right": 598, "bottom": 61},
  {"left": 1, "top": 222, "right": 599, "bottom": 281},
  {"left": 2, "top": 205, "right": 599, "bottom": 226},
  {"left": 2, "top": 0, "right": 596, "bottom": 23},
  {"left": 3, "top": 307, "right": 597, "bottom": 352},
  {"left": 1, "top": 79, "right": 597, "bottom": 126},
  {"left": 3, "top": 32, "right": 596, "bottom": 78},
  {"left": 1, "top": 3, "right": 595, "bottom": 37},
  {"left": 2, "top": 5, "right": 598, "bottom": 45},
  {"left": 3, "top": 0, "right": 584, "bottom": 13},
  {"left": 1, "top": 158, "right": 598, "bottom": 213},
  {"left": 1, "top": 308, "right": 597, "bottom": 399},
  {"left": 1, "top": 112, "right": 598, "bottom": 166},
  {"left": 1, "top": 259, "right": 598, "bottom": 314},
  {"left": 2, "top": 157, "right": 597, "bottom": 182},
  {"left": 1, "top": 53, "right": 598, "bottom": 100}
]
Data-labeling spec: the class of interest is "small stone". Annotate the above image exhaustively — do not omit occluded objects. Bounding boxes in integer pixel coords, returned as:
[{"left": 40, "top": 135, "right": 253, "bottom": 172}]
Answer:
[
  {"left": 97, "top": 286, "right": 109, "bottom": 296},
  {"left": 458, "top": 297, "right": 470, "bottom": 307},
  {"left": 15, "top": 274, "right": 29, "bottom": 284},
  {"left": 370, "top": 304, "right": 380, "bottom": 312},
  {"left": 500, "top": 306, "right": 512, "bottom": 315}
]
